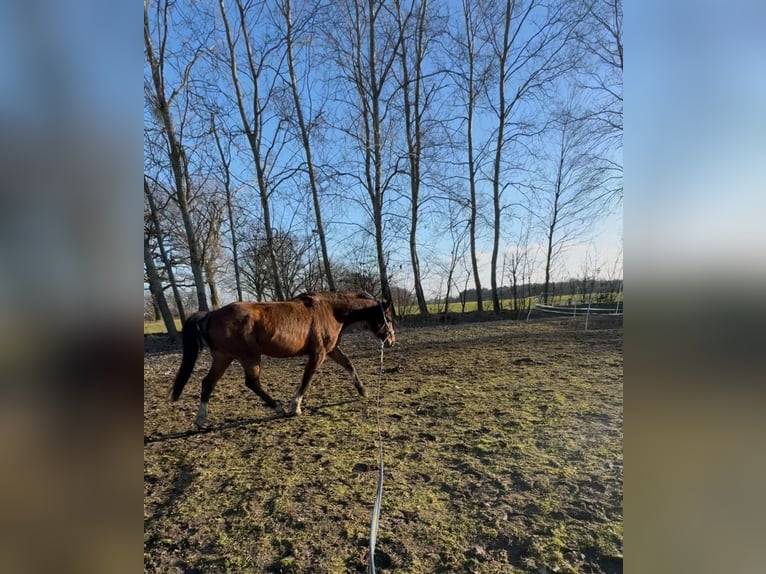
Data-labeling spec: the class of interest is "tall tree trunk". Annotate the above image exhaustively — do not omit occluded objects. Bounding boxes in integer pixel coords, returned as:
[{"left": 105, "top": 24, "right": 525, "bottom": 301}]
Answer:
[
  {"left": 368, "top": 0, "right": 393, "bottom": 307},
  {"left": 199, "top": 200, "right": 224, "bottom": 309},
  {"left": 144, "top": 235, "right": 178, "bottom": 340},
  {"left": 543, "top": 228, "right": 553, "bottom": 304},
  {"left": 144, "top": 177, "right": 186, "bottom": 322},
  {"left": 348, "top": 0, "right": 401, "bottom": 309},
  {"left": 204, "top": 259, "right": 221, "bottom": 308},
  {"left": 144, "top": 0, "right": 208, "bottom": 311},
  {"left": 443, "top": 261, "right": 455, "bottom": 318},
  {"left": 396, "top": 0, "right": 429, "bottom": 315},
  {"left": 511, "top": 266, "right": 519, "bottom": 315},
  {"left": 252, "top": 144, "right": 284, "bottom": 301},
  {"left": 463, "top": 0, "right": 483, "bottom": 313},
  {"left": 490, "top": 0, "right": 513, "bottom": 314},
  {"left": 211, "top": 116, "right": 243, "bottom": 301},
  {"left": 543, "top": 131, "right": 565, "bottom": 304},
  {"left": 282, "top": 0, "right": 335, "bottom": 291},
  {"left": 225, "top": 186, "right": 243, "bottom": 303},
  {"left": 218, "top": 0, "right": 285, "bottom": 300}
]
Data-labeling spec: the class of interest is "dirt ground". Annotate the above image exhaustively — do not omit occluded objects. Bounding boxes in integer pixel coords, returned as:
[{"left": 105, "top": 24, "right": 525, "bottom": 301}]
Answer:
[{"left": 144, "top": 317, "right": 622, "bottom": 573}]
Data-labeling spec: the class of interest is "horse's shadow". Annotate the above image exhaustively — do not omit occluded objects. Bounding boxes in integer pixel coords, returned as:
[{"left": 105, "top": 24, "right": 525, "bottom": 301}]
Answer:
[
  {"left": 144, "top": 413, "right": 284, "bottom": 444},
  {"left": 144, "top": 398, "right": 361, "bottom": 444}
]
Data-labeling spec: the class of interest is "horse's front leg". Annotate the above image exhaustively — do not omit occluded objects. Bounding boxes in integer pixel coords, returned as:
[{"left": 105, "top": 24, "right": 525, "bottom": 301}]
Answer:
[
  {"left": 290, "top": 352, "right": 326, "bottom": 416},
  {"left": 327, "top": 347, "right": 366, "bottom": 397}
]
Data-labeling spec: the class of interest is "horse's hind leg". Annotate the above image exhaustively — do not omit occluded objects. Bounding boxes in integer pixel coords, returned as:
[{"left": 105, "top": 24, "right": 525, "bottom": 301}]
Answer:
[
  {"left": 195, "top": 353, "right": 233, "bottom": 431},
  {"left": 328, "top": 347, "right": 366, "bottom": 397},
  {"left": 289, "top": 352, "right": 326, "bottom": 416},
  {"left": 242, "top": 358, "right": 284, "bottom": 416}
]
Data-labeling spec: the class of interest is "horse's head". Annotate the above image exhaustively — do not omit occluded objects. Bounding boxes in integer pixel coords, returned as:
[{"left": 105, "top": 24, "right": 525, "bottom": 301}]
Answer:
[{"left": 372, "top": 299, "right": 396, "bottom": 348}]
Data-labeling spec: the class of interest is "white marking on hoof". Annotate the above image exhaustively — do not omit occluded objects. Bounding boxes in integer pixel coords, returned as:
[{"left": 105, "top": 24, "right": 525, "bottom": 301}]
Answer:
[
  {"left": 194, "top": 401, "right": 208, "bottom": 430},
  {"left": 289, "top": 396, "right": 303, "bottom": 416}
]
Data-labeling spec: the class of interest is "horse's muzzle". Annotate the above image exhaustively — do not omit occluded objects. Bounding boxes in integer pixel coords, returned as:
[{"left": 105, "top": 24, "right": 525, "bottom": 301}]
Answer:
[{"left": 376, "top": 324, "right": 395, "bottom": 347}]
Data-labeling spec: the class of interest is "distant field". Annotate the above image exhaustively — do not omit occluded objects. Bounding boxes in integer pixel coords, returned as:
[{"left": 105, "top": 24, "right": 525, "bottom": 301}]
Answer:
[
  {"left": 144, "top": 319, "right": 182, "bottom": 335},
  {"left": 144, "top": 318, "right": 623, "bottom": 573}
]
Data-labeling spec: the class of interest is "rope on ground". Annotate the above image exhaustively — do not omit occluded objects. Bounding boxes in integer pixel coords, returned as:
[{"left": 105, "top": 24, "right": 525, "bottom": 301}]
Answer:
[{"left": 368, "top": 340, "right": 386, "bottom": 574}]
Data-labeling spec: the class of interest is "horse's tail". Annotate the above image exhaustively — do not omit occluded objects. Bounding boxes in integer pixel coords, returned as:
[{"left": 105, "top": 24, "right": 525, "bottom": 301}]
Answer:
[{"left": 169, "top": 311, "right": 210, "bottom": 401}]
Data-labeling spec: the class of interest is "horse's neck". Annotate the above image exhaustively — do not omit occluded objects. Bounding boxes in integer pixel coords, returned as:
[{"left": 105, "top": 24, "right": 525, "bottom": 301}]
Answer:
[{"left": 337, "top": 300, "right": 376, "bottom": 325}]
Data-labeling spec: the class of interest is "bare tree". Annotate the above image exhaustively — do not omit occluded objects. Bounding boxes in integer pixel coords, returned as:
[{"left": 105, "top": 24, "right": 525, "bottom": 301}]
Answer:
[
  {"left": 144, "top": 232, "right": 179, "bottom": 339},
  {"left": 333, "top": 237, "right": 381, "bottom": 295},
  {"left": 486, "top": 0, "right": 578, "bottom": 313},
  {"left": 533, "top": 107, "right": 614, "bottom": 303},
  {"left": 217, "top": 0, "right": 287, "bottom": 300},
  {"left": 393, "top": 0, "right": 433, "bottom": 315},
  {"left": 240, "top": 228, "right": 314, "bottom": 301},
  {"left": 453, "top": 0, "right": 489, "bottom": 313},
  {"left": 324, "top": 0, "right": 404, "bottom": 309},
  {"left": 603, "top": 241, "right": 623, "bottom": 296},
  {"left": 578, "top": 0, "right": 622, "bottom": 137},
  {"left": 197, "top": 198, "right": 225, "bottom": 308},
  {"left": 578, "top": 245, "right": 601, "bottom": 301},
  {"left": 144, "top": 185, "right": 179, "bottom": 337},
  {"left": 144, "top": 0, "right": 209, "bottom": 311},
  {"left": 240, "top": 246, "right": 268, "bottom": 303},
  {"left": 210, "top": 113, "right": 244, "bottom": 301},
  {"left": 574, "top": 0, "right": 622, "bottom": 203},
  {"left": 144, "top": 176, "right": 187, "bottom": 322},
  {"left": 440, "top": 200, "right": 470, "bottom": 318},
  {"left": 358, "top": 0, "right": 400, "bottom": 309},
  {"left": 279, "top": 0, "right": 336, "bottom": 292},
  {"left": 487, "top": 0, "right": 514, "bottom": 314},
  {"left": 506, "top": 215, "right": 535, "bottom": 314}
]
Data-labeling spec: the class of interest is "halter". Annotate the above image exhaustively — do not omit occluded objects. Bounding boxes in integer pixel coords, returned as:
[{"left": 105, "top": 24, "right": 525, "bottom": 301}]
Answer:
[{"left": 377, "top": 301, "right": 394, "bottom": 348}]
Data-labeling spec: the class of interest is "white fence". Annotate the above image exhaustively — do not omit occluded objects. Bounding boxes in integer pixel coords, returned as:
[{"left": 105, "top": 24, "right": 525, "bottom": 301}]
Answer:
[{"left": 526, "top": 293, "right": 623, "bottom": 330}]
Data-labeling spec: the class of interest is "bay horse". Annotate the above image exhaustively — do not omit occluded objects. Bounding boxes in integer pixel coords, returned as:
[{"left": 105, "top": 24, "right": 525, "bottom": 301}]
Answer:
[{"left": 170, "top": 291, "right": 395, "bottom": 430}]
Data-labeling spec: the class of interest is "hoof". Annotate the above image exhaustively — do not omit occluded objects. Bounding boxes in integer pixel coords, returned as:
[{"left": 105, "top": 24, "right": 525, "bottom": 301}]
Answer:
[
  {"left": 286, "top": 403, "right": 302, "bottom": 417},
  {"left": 358, "top": 386, "right": 367, "bottom": 398},
  {"left": 274, "top": 401, "right": 286, "bottom": 416},
  {"left": 194, "top": 423, "right": 204, "bottom": 432},
  {"left": 287, "top": 398, "right": 303, "bottom": 417}
]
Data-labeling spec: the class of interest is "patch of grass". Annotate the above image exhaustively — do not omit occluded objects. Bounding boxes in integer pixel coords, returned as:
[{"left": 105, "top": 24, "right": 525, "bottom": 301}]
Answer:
[
  {"left": 144, "top": 319, "right": 182, "bottom": 335},
  {"left": 145, "top": 318, "right": 622, "bottom": 573}
]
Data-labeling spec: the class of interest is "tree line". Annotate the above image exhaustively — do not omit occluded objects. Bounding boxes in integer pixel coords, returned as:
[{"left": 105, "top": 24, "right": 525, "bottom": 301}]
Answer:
[{"left": 144, "top": 0, "right": 622, "bottom": 336}]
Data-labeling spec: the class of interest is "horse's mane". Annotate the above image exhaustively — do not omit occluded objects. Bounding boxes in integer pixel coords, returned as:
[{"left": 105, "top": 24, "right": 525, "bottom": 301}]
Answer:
[{"left": 293, "top": 291, "right": 378, "bottom": 303}]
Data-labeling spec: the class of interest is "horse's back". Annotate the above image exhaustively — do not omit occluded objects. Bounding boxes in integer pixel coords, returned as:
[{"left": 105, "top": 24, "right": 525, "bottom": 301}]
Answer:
[{"left": 206, "top": 299, "right": 329, "bottom": 358}]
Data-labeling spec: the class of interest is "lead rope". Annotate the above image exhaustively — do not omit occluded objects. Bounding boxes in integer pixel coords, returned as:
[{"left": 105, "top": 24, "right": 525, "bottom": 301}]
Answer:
[{"left": 369, "top": 305, "right": 391, "bottom": 574}]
